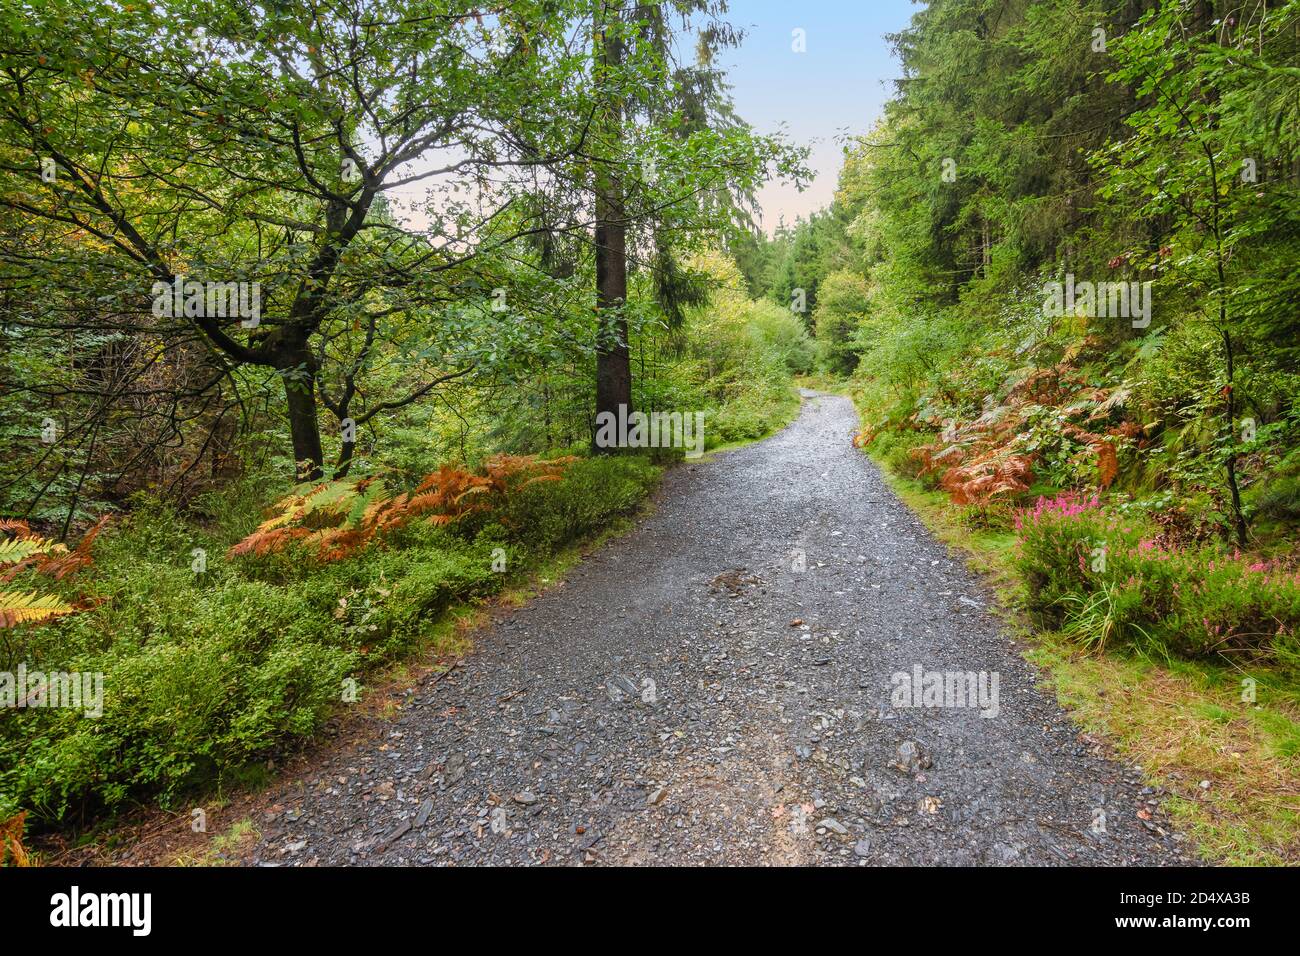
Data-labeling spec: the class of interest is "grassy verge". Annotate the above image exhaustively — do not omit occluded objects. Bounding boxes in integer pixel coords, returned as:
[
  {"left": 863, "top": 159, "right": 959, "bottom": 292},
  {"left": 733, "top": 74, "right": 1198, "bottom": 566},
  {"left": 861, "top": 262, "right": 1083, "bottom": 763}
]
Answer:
[
  {"left": 863, "top": 447, "right": 1300, "bottom": 865},
  {"left": 702, "top": 383, "right": 804, "bottom": 456}
]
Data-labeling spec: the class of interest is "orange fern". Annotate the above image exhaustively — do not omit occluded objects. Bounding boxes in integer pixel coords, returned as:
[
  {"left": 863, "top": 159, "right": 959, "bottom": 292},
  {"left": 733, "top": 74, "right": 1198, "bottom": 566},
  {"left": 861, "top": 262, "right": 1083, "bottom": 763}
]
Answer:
[
  {"left": 0, "top": 518, "right": 106, "bottom": 627},
  {"left": 229, "top": 456, "right": 577, "bottom": 563},
  {"left": 37, "top": 516, "right": 112, "bottom": 580},
  {"left": 228, "top": 525, "right": 313, "bottom": 558},
  {"left": 940, "top": 452, "right": 1035, "bottom": 505},
  {"left": 0, "top": 812, "right": 32, "bottom": 867},
  {"left": 1095, "top": 439, "right": 1119, "bottom": 489}
]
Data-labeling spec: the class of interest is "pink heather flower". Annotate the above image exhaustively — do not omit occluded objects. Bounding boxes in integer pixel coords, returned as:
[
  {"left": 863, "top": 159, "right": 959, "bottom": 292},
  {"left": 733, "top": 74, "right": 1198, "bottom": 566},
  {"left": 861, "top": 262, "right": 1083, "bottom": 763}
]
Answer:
[{"left": 1016, "top": 492, "right": 1101, "bottom": 528}]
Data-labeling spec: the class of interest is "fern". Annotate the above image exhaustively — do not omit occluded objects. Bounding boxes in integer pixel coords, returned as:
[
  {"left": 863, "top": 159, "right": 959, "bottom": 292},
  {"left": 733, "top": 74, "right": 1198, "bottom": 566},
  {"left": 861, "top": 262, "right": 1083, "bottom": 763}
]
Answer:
[
  {"left": 0, "top": 812, "right": 32, "bottom": 867},
  {"left": 0, "top": 536, "right": 65, "bottom": 566},
  {"left": 0, "top": 590, "right": 76, "bottom": 627},
  {"left": 36, "top": 516, "right": 111, "bottom": 580},
  {"left": 230, "top": 456, "right": 577, "bottom": 562},
  {"left": 0, "top": 516, "right": 107, "bottom": 625},
  {"left": 908, "top": 344, "right": 1138, "bottom": 505}
]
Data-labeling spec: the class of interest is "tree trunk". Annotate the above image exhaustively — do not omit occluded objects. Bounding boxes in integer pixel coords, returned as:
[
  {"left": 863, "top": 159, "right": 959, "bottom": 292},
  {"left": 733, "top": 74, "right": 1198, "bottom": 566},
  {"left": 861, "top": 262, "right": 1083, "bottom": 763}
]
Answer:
[
  {"left": 283, "top": 362, "right": 324, "bottom": 481},
  {"left": 335, "top": 433, "right": 356, "bottom": 480},
  {"left": 595, "top": 175, "right": 631, "bottom": 423},
  {"left": 1222, "top": 328, "right": 1248, "bottom": 548},
  {"left": 593, "top": 2, "right": 631, "bottom": 447}
]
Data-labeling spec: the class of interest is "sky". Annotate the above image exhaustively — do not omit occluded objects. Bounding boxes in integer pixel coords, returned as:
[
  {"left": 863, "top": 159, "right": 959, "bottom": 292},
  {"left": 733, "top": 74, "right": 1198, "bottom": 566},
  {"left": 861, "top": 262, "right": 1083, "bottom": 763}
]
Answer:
[
  {"left": 719, "top": 0, "right": 918, "bottom": 233},
  {"left": 383, "top": 2, "right": 921, "bottom": 237}
]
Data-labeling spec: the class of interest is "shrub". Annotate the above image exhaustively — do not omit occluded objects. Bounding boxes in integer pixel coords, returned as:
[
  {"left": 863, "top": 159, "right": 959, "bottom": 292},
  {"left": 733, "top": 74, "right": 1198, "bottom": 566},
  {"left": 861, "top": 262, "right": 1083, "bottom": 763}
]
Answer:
[
  {"left": 0, "top": 453, "right": 662, "bottom": 825},
  {"left": 867, "top": 429, "right": 934, "bottom": 483},
  {"left": 1015, "top": 494, "right": 1300, "bottom": 666},
  {"left": 498, "top": 456, "right": 660, "bottom": 551},
  {"left": 0, "top": 573, "right": 357, "bottom": 819}
]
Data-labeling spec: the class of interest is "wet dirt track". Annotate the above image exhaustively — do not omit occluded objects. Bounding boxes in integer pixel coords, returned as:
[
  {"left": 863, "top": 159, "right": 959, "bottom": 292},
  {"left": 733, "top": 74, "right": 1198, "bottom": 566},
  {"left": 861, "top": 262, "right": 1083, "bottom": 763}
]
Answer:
[{"left": 253, "top": 391, "right": 1189, "bottom": 866}]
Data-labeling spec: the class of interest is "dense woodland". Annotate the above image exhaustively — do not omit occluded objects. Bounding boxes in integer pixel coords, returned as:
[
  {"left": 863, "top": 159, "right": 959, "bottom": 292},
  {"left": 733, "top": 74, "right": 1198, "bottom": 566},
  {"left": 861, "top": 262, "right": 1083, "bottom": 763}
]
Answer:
[{"left": 0, "top": 0, "right": 1298, "bottom": 863}]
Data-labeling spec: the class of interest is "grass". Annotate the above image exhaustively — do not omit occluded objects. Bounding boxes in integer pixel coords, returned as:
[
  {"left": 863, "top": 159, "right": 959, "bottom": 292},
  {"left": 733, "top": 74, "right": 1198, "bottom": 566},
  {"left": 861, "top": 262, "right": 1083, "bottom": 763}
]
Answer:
[
  {"left": 703, "top": 383, "right": 805, "bottom": 455},
  {"left": 172, "top": 819, "right": 259, "bottom": 867},
  {"left": 861, "top": 439, "right": 1300, "bottom": 865},
  {"left": 1028, "top": 635, "right": 1300, "bottom": 865}
]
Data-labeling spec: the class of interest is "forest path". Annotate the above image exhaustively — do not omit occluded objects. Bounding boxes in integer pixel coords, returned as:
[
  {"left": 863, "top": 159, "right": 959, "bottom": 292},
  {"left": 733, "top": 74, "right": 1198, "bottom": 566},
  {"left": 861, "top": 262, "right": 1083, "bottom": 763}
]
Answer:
[{"left": 253, "top": 391, "right": 1189, "bottom": 866}]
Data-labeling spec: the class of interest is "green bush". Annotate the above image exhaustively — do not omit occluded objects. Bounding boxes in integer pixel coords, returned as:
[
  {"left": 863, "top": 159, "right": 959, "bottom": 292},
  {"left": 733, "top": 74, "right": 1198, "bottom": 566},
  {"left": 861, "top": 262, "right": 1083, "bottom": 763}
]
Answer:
[
  {"left": 498, "top": 456, "right": 661, "bottom": 550},
  {"left": 1015, "top": 493, "right": 1300, "bottom": 666},
  {"left": 868, "top": 428, "right": 934, "bottom": 483},
  {"left": 0, "top": 453, "right": 661, "bottom": 825},
  {"left": 1, "top": 570, "right": 359, "bottom": 819},
  {"left": 748, "top": 299, "right": 816, "bottom": 375}
]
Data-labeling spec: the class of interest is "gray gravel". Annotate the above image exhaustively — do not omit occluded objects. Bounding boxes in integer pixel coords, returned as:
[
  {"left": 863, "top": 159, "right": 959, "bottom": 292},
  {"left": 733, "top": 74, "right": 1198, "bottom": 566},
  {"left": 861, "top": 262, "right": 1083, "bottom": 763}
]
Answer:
[{"left": 252, "top": 391, "right": 1190, "bottom": 866}]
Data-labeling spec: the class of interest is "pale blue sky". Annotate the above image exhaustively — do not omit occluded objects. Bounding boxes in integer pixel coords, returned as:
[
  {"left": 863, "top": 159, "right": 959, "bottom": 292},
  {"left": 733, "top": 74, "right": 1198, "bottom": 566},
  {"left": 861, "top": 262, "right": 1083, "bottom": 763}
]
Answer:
[
  {"left": 720, "top": 0, "right": 919, "bottom": 231},
  {"left": 384, "top": 2, "right": 920, "bottom": 237}
]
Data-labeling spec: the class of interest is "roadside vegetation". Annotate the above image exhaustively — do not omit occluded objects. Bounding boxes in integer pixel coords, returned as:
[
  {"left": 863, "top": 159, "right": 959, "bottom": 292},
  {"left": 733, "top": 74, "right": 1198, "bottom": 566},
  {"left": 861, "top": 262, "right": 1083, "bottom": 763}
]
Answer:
[{"left": 0, "top": 262, "right": 806, "bottom": 837}]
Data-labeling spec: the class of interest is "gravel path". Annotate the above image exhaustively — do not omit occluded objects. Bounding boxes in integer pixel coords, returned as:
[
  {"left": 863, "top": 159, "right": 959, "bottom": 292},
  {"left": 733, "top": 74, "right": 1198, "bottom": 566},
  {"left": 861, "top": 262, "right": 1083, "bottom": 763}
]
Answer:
[{"left": 253, "top": 391, "right": 1190, "bottom": 866}]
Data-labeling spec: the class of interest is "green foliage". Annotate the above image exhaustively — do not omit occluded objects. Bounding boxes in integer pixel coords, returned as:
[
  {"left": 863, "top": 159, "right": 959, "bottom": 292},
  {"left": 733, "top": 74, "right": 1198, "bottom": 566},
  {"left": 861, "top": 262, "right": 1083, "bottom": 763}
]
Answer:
[
  {"left": 811, "top": 270, "right": 870, "bottom": 376},
  {"left": 0, "top": 456, "right": 660, "bottom": 824},
  {"left": 762, "top": 207, "right": 855, "bottom": 318},
  {"left": 498, "top": 457, "right": 661, "bottom": 551},
  {"left": 0, "top": 0, "right": 805, "bottom": 514},
  {"left": 631, "top": 252, "right": 806, "bottom": 448},
  {"left": 756, "top": 0, "right": 1300, "bottom": 550},
  {"left": 869, "top": 429, "right": 935, "bottom": 484},
  {"left": 420, "top": 251, "right": 806, "bottom": 457},
  {"left": 1015, "top": 495, "right": 1300, "bottom": 667}
]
